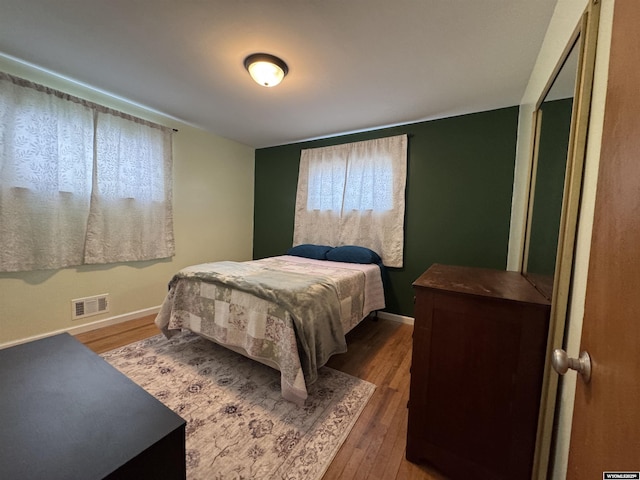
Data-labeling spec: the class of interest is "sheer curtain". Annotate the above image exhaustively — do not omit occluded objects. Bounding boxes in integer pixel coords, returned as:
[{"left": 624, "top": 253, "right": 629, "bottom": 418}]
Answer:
[
  {"left": 293, "top": 134, "right": 407, "bottom": 267},
  {"left": 84, "top": 110, "right": 174, "bottom": 264},
  {"left": 0, "top": 72, "right": 174, "bottom": 272}
]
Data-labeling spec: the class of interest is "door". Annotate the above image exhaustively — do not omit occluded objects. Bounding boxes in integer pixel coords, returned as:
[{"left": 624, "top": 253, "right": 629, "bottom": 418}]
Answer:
[{"left": 566, "top": 0, "right": 640, "bottom": 475}]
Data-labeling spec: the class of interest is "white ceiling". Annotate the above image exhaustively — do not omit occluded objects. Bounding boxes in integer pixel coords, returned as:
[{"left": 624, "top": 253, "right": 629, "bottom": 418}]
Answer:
[{"left": 0, "top": 0, "right": 557, "bottom": 148}]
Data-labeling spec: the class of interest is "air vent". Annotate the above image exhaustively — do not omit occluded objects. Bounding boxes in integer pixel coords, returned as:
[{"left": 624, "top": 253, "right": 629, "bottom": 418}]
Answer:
[{"left": 71, "top": 294, "right": 109, "bottom": 320}]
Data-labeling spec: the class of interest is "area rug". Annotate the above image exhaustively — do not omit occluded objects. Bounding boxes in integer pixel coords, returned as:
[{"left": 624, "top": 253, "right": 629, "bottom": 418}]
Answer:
[{"left": 101, "top": 332, "right": 375, "bottom": 480}]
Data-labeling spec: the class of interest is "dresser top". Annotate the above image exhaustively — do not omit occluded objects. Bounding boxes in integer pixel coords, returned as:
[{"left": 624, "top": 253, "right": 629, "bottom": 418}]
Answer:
[{"left": 413, "top": 264, "right": 550, "bottom": 305}]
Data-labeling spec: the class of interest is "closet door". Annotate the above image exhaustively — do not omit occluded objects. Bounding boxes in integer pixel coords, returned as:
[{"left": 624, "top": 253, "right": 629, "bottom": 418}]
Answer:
[{"left": 566, "top": 0, "right": 640, "bottom": 475}]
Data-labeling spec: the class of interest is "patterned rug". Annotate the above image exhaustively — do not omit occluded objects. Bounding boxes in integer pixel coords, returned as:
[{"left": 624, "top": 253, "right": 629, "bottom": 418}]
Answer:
[{"left": 101, "top": 332, "right": 375, "bottom": 480}]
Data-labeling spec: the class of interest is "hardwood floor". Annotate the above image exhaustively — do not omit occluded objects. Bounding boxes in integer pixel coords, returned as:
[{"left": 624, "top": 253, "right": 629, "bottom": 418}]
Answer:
[
  {"left": 75, "top": 315, "right": 447, "bottom": 480},
  {"left": 75, "top": 316, "right": 162, "bottom": 354}
]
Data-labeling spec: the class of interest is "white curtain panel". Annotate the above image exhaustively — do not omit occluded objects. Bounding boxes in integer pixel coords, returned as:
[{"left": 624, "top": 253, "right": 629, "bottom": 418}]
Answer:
[
  {"left": 84, "top": 112, "right": 174, "bottom": 264},
  {"left": 0, "top": 72, "right": 174, "bottom": 272},
  {"left": 293, "top": 134, "right": 408, "bottom": 267}
]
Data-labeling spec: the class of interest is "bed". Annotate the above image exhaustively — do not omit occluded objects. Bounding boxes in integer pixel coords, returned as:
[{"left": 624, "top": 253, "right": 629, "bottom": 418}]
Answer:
[{"left": 155, "top": 247, "right": 385, "bottom": 405}]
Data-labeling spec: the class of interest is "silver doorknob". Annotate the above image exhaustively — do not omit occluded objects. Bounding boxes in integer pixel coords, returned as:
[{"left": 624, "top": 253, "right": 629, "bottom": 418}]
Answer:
[{"left": 551, "top": 349, "right": 592, "bottom": 383}]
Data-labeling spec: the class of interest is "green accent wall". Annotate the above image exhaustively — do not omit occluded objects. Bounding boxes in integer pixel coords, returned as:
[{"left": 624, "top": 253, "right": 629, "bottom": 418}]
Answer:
[
  {"left": 254, "top": 107, "right": 519, "bottom": 317},
  {"left": 526, "top": 98, "right": 573, "bottom": 276}
]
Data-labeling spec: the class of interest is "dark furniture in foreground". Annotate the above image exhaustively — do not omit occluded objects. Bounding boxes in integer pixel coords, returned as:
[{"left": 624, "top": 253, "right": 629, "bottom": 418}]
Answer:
[
  {"left": 0, "top": 333, "right": 186, "bottom": 480},
  {"left": 407, "top": 264, "right": 551, "bottom": 479}
]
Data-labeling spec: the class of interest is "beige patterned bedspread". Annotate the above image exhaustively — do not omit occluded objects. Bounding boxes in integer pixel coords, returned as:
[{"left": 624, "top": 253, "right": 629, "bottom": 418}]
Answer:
[{"left": 155, "top": 256, "right": 384, "bottom": 405}]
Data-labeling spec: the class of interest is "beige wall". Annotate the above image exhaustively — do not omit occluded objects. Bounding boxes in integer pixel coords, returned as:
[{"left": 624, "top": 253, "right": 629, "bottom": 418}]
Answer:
[
  {"left": 507, "top": 0, "right": 615, "bottom": 477},
  {"left": 0, "top": 56, "right": 255, "bottom": 346}
]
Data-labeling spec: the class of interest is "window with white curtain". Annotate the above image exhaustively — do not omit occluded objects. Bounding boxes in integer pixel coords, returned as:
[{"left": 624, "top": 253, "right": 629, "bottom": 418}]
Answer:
[
  {"left": 0, "top": 72, "right": 174, "bottom": 272},
  {"left": 293, "top": 134, "right": 408, "bottom": 267}
]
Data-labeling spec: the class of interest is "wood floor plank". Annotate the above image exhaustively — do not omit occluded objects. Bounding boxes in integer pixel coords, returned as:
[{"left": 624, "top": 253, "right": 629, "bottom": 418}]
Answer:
[
  {"left": 369, "top": 394, "right": 410, "bottom": 479},
  {"left": 75, "top": 315, "right": 446, "bottom": 479},
  {"left": 75, "top": 315, "right": 159, "bottom": 354}
]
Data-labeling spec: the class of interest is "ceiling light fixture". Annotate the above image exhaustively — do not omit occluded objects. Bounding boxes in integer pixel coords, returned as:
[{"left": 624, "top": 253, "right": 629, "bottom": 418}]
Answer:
[{"left": 244, "top": 53, "right": 289, "bottom": 87}]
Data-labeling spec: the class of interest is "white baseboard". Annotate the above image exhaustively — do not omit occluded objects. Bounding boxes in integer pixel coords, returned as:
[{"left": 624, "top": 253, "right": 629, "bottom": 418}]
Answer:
[
  {"left": 377, "top": 311, "right": 414, "bottom": 325},
  {"left": 0, "top": 306, "right": 161, "bottom": 350}
]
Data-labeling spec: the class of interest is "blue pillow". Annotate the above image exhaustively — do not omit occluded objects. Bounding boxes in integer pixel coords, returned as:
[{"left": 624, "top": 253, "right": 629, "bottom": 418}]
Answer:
[
  {"left": 286, "top": 244, "right": 333, "bottom": 260},
  {"left": 326, "top": 245, "right": 382, "bottom": 265}
]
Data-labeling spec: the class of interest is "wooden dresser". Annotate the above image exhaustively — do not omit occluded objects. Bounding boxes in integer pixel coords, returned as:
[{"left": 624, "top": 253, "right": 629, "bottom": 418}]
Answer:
[{"left": 406, "top": 264, "right": 551, "bottom": 480}]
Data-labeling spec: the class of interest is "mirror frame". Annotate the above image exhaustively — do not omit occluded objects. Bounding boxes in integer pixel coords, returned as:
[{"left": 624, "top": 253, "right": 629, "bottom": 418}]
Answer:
[{"left": 526, "top": 2, "right": 602, "bottom": 478}]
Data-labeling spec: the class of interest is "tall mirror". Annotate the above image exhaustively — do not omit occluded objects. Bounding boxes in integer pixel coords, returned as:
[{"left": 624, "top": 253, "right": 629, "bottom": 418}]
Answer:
[
  {"left": 525, "top": 3, "right": 601, "bottom": 479},
  {"left": 523, "top": 41, "right": 580, "bottom": 300}
]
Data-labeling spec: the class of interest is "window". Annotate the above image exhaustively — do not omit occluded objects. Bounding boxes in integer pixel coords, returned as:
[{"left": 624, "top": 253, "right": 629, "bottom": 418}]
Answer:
[
  {"left": 306, "top": 149, "right": 393, "bottom": 212},
  {"left": 293, "top": 134, "right": 407, "bottom": 267},
  {"left": 0, "top": 72, "right": 174, "bottom": 272}
]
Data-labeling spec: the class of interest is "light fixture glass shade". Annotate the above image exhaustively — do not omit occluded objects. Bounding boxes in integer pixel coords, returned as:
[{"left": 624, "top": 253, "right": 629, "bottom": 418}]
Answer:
[{"left": 244, "top": 53, "right": 288, "bottom": 87}]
